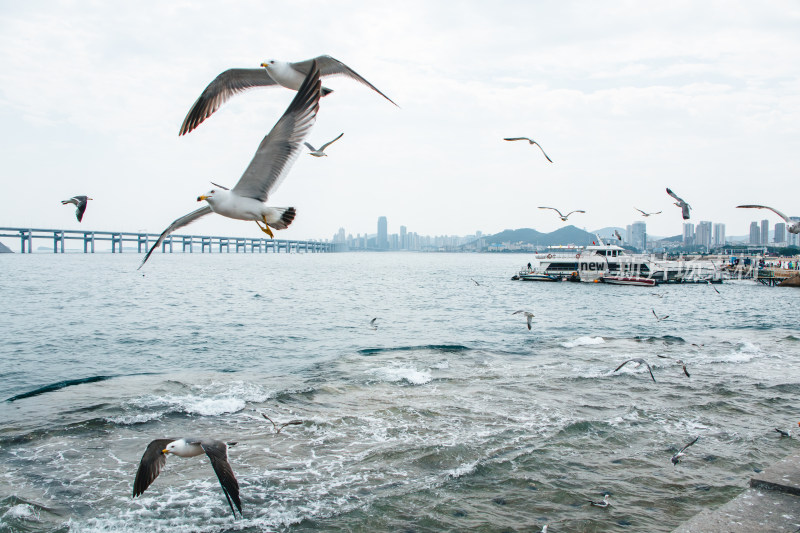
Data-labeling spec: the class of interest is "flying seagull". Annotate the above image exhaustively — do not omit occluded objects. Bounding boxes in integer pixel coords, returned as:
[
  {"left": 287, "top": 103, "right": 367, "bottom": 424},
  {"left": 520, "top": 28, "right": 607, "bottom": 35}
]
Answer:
[
  {"left": 614, "top": 230, "right": 623, "bottom": 241},
  {"left": 538, "top": 206, "right": 585, "bottom": 221},
  {"left": 588, "top": 494, "right": 610, "bottom": 508},
  {"left": 666, "top": 188, "right": 691, "bottom": 220},
  {"left": 470, "top": 278, "right": 481, "bottom": 286},
  {"left": 305, "top": 132, "right": 344, "bottom": 157},
  {"left": 61, "top": 195, "right": 92, "bottom": 222},
  {"left": 262, "top": 412, "right": 303, "bottom": 434},
  {"left": 179, "top": 55, "right": 397, "bottom": 135},
  {"left": 635, "top": 207, "right": 661, "bottom": 217},
  {"left": 736, "top": 205, "right": 800, "bottom": 234},
  {"left": 614, "top": 358, "right": 656, "bottom": 382},
  {"left": 133, "top": 438, "right": 241, "bottom": 517},
  {"left": 652, "top": 309, "right": 669, "bottom": 322},
  {"left": 139, "top": 62, "right": 322, "bottom": 269},
  {"left": 671, "top": 436, "right": 699, "bottom": 465},
  {"left": 775, "top": 428, "right": 791, "bottom": 438},
  {"left": 369, "top": 318, "right": 378, "bottom": 330},
  {"left": 656, "top": 354, "right": 690, "bottom": 377},
  {"left": 512, "top": 310, "right": 535, "bottom": 330},
  {"left": 503, "top": 137, "right": 553, "bottom": 162}
]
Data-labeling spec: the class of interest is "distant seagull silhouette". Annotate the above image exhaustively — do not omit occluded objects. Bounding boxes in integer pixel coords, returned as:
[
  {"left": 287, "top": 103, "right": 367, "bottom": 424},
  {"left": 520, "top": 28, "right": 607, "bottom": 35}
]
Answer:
[
  {"left": 736, "top": 204, "right": 800, "bottom": 234},
  {"left": 470, "top": 278, "right": 481, "bottom": 286},
  {"left": 133, "top": 438, "right": 241, "bottom": 517},
  {"left": 614, "top": 358, "right": 656, "bottom": 382},
  {"left": 656, "top": 354, "right": 690, "bottom": 377},
  {"left": 614, "top": 230, "right": 623, "bottom": 241},
  {"left": 503, "top": 137, "right": 553, "bottom": 162},
  {"left": 305, "top": 132, "right": 344, "bottom": 157},
  {"left": 538, "top": 206, "right": 585, "bottom": 221},
  {"left": 369, "top": 318, "right": 378, "bottom": 330},
  {"left": 775, "top": 428, "right": 791, "bottom": 438},
  {"left": 652, "top": 309, "right": 669, "bottom": 322},
  {"left": 671, "top": 436, "right": 699, "bottom": 465},
  {"left": 708, "top": 282, "right": 721, "bottom": 295},
  {"left": 635, "top": 207, "right": 662, "bottom": 217},
  {"left": 512, "top": 310, "right": 535, "bottom": 330},
  {"left": 61, "top": 195, "right": 92, "bottom": 222},
  {"left": 650, "top": 292, "right": 664, "bottom": 298},
  {"left": 666, "top": 188, "right": 691, "bottom": 220},
  {"left": 262, "top": 412, "right": 303, "bottom": 434},
  {"left": 588, "top": 494, "right": 610, "bottom": 508}
]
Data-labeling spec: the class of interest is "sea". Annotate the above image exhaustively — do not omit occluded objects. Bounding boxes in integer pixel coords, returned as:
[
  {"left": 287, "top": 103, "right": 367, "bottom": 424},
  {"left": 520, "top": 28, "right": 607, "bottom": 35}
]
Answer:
[{"left": 1, "top": 252, "right": 799, "bottom": 532}]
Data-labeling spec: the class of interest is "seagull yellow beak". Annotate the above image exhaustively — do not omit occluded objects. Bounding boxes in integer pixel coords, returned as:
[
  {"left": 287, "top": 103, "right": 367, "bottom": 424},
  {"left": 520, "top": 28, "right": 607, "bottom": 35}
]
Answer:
[
  {"left": 162, "top": 448, "right": 169, "bottom": 454},
  {"left": 260, "top": 62, "right": 268, "bottom": 68},
  {"left": 197, "top": 195, "right": 208, "bottom": 202}
]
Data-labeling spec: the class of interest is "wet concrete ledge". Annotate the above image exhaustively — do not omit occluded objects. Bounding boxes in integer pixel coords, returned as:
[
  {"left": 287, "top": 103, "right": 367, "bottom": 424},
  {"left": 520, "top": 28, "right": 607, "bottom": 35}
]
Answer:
[{"left": 673, "top": 453, "right": 800, "bottom": 532}]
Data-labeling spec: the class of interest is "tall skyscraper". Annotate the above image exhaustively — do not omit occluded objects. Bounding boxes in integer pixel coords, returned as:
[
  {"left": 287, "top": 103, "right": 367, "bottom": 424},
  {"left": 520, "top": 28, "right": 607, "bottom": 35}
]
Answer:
[
  {"left": 774, "top": 223, "right": 786, "bottom": 244},
  {"left": 631, "top": 221, "right": 646, "bottom": 250},
  {"left": 713, "top": 223, "right": 726, "bottom": 247},
  {"left": 760, "top": 219, "right": 769, "bottom": 246},
  {"left": 377, "top": 216, "right": 388, "bottom": 249},
  {"left": 695, "top": 221, "right": 712, "bottom": 251},
  {"left": 750, "top": 221, "right": 760, "bottom": 244},
  {"left": 400, "top": 225, "right": 407, "bottom": 250},
  {"left": 682, "top": 223, "right": 695, "bottom": 247},
  {"left": 789, "top": 231, "right": 799, "bottom": 247}
]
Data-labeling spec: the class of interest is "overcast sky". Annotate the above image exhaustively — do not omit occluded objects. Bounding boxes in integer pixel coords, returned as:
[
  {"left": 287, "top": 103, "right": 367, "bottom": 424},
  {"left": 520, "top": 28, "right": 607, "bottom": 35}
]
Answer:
[{"left": 1, "top": 1, "right": 799, "bottom": 242}]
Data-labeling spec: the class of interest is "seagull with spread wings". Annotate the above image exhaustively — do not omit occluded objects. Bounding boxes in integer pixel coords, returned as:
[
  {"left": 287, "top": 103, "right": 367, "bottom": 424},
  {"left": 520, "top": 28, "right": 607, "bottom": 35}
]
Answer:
[
  {"left": 634, "top": 207, "right": 661, "bottom": 217},
  {"left": 671, "top": 436, "right": 699, "bottom": 465},
  {"left": 512, "top": 310, "right": 535, "bottom": 330},
  {"left": 737, "top": 204, "right": 800, "bottom": 234},
  {"left": 61, "top": 195, "right": 93, "bottom": 222},
  {"left": 179, "top": 55, "right": 396, "bottom": 135},
  {"left": 139, "top": 62, "right": 322, "bottom": 269},
  {"left": 538, "top": 206, "right": 585, "bottom": 221},
  {"left": 614, "top": 358, "right": 656, "bottom": 382},
  {"left": 305, "top": 132, "right": 344, "bottom": 157},
  {"left": 133, "top": 438, "right": 241, "bottom": 517},
  {"left": 666, "top": 188, "right": 691, "bottom": 220},
  {"left": 503, "top": 137, "right": 553, "bottom": 162}
]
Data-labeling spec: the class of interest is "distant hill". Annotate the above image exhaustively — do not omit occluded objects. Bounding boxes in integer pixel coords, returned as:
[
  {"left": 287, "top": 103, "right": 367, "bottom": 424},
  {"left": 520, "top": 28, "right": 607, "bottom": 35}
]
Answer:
[
  {"left": 0, "top": 241, "right": 12, "bottom": 253},
  {"left": 593, "top": 227, "right": 626, "bottom": 239},
  {"left": 488, "top": 225, "right": 597, "bottom": 246}
]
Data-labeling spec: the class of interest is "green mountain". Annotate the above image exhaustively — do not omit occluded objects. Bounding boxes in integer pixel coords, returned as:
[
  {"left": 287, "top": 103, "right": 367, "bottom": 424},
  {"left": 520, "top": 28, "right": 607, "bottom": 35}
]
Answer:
[{"left": 488, "top": 225, "right": 597, "bottom": 246}]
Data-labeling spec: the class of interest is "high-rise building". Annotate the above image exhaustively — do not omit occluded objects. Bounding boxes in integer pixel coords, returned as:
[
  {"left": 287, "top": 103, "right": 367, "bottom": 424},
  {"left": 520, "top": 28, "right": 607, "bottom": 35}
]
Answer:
[
  {"left": 631, "top": 221, "right": 646, "bottom": 250},
  {"left": 400, "top": 225, "right": 407, "bottom": 250},
  {"left": 761, "top": 219, "right": 769, "bottom": 246},
  {"left": 377, "top": 216, "right": 388, "bottom": 249},
  {"left": 625, "top": 224, "right": 632, "bottom": 244},
  {"left": 774, "top": 223, "right": 786, "bottom": 244},
  {"left": 789, "top": 231, "right": 799, "bottom": 247},
  {"left": 682, "top": 223, "right": 695, "bottom": 247},
  {"left": 713, "top": 223, "right": 726, "bottom": 247},
  {"left": 695, "top": 221, "right": 712, "bottom": 251},
  {"left": 750, "top": 221, "right": 760, "bottom": 244}
]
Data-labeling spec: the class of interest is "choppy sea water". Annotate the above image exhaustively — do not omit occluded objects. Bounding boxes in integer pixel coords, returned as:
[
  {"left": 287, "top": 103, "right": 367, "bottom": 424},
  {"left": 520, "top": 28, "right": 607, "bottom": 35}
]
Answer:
[{"left": 1, "top": 252, "right": 799, "bottom": 533}]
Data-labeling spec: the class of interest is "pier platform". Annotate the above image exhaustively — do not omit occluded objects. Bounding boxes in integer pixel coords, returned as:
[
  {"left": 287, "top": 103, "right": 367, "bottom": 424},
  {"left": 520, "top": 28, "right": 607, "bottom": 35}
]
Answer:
[{"left": 672, "top": 452, "right": 800, "bottom": 532}]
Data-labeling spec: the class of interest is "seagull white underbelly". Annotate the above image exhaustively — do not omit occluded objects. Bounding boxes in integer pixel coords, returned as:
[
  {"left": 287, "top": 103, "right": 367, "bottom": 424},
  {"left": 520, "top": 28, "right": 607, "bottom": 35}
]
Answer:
[
  {"left": 267, "top": 64, "right": 307, "bottom": 90},
  {"left": 208, "top": 195, "right": 284, "bottom": 224}
]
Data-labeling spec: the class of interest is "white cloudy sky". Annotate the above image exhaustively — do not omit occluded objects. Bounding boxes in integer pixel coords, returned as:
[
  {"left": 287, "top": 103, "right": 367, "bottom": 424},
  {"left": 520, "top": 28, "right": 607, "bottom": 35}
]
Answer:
[{"left": 1, "top": 1, "right": 799, "bottom": 242}]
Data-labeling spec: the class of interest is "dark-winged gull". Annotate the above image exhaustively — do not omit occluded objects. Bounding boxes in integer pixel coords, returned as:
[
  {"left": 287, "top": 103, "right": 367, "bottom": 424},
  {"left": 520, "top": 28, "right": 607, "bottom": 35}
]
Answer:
[
  {"left": 652, "top": 309, "right": 669, "bottom": 322},
  {"left": 139, "top": 62, "right": 322, "bottom": 269},
  {"left": 305, "top": 132, "right": 344, "bottom": 157},
  {"left": 369, "top": 318, "right": 378, "bottom": 330},
  {"left": 61, "top": 195, "right": 92, "bottom": 222},
  {"left": 614, "top": 230, "right": 623, "bottom": 241},
  {"left": 736, "top": 204, "right": 800, "bottom": 234},
  {"left": 180, "top": 55, "right": 397, "bottom": 135},
  {"left": 671, "top": 436, "right": 699, "bottom": 465},
  {"left": 262, "top": 412, "right": 303, "bottom": 434},
  {"left": 470, "top": 278, "right": 481, "bottom": 286},
  {"left": 512, "top": 310, "right": 535, "bottom": 330},
  {"left": 588, "top": 494, "right": 610, "bottom": 507},
  {"left": 614, "top": 358, "right": 656, "bottom": 382},
  {"left": 503, "top": 137, "right": 553, "bottom": 162},
  {"left": 775, "top": 428, "right": 791, "bottom": 437},
  {"left": 538, "top": 206, "right": 585, "bottom": 221},
  {"left": 635, "top": 207, "right": 661, "bottom": 217},
  {"left": 666, "top": 188, "right": 691, "bottom": 220},
  {"left": 656, "top": 354, "right": 690, "bottom": 377},
  {"left": 133, "top": 438, "right": 241, "bottom": 517}
]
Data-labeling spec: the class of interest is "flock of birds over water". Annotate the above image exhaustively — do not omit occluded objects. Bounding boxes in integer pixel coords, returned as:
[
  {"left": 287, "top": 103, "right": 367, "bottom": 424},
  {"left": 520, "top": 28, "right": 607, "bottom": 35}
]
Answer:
[{"left": 46, "top": 54, "right": 800, "bottom": 524}]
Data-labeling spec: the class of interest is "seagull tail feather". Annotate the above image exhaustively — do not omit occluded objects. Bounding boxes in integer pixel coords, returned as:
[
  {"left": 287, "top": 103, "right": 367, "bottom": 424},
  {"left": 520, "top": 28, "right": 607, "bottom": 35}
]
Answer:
[
  {"left": 270, "top": 207, "right": 296, "bottom": 231},
  {"left": 321, "top": 87, "right": 334, "bottom": 97}
]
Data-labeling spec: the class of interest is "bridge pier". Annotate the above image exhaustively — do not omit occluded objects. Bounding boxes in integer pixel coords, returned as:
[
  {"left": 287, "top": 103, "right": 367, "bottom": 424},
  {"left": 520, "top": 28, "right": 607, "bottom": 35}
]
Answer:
[
  {"left": 53, "top": 231, "right": 65, "bottom": 253},
  {"left": 182, "top": 236, "right": 193, "bottom": 253},
  {"left": 137, "top": 234, "right": 149, "bottom": 253},
  {"left": 219, "top": 238, "right": 229, "bottom": 253},
  {"left": 111, "top": 233, "right": 122, "bottom": 253},
  {"left": 235, "top": 238, "right": 246, "bottom": 253},
  {"left": 83, "top": 232, "right": 95, "bottom": 253},
  {"left": 161, "top": 235, "right": 173, "bottom": 253},
  {"left": 201, "top": 237, "right": 212, "bottom": 253},
  {"left": 250, "top": 239, "right": 262, "bottom": 253}
]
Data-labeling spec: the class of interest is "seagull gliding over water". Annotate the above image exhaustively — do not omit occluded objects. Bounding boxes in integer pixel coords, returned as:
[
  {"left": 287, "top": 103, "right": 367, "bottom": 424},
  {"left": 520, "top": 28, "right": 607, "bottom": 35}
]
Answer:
[
  {"left": 503, "top": 137, "right": 553, "bottom": 162},
  {"left": 513, "top": 310, "right": 535, "bottom": 330},
  {"left": 133, "top": 438, "right": 241, "bottom": 517},
  {"left": 634, "top": 207, "right": 661, "bottom": 217},
  {"left": 614, "top": 358, "right": 656, "bottom": 382},
  {"left": 139, "top": 62, "right": 322, "bottom": 269},
  {"left": 179, "top": 55, "right": 397, "bottom": 135}
]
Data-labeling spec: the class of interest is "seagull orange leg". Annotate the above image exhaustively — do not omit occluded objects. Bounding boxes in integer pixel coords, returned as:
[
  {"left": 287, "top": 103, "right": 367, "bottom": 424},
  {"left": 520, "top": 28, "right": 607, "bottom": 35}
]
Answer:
[{"left": 255, "top": 217, "right": 274, "bottom": 238}]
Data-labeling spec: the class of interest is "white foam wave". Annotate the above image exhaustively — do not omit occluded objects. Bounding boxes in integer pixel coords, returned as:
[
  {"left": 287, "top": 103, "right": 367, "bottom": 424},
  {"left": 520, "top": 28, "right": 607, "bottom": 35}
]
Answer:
[
  {"left": 368, "top": 367, "right": 432, "bottom": 385},
  {"left": 2, "top": 503, "right": 39, "bottom": 521},
  {"left": 447, "top": 461, "right": 478, "bottom": 478},
  {"left": 562, "top": 336, "right": 605, "bottom": 348}
]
